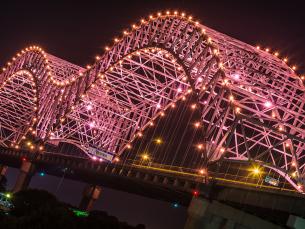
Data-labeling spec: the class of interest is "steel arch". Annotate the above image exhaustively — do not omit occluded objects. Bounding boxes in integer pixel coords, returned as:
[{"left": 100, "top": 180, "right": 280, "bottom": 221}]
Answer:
[{"left": 0, "top": 12, "right": 304, "bottom": 192}]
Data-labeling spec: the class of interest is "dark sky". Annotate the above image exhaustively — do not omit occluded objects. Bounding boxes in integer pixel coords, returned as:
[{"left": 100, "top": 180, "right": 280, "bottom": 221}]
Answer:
[{"left": 1, "top": 1, "right": 305, "bottom": 229}]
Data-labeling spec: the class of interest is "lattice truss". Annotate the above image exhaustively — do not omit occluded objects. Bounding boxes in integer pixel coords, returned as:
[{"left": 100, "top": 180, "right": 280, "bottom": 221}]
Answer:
[{"left": 0, "top": 13, "right": 305, "bottom": 191}]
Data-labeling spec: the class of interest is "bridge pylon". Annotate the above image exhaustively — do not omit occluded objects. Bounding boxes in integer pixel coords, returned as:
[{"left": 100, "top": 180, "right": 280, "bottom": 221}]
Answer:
[
  {"left": 79, "top": 184, "right": 102, "bottom": 211},
  {"left": 0, "top": 165, "right": 8, "bottom": 186},
  {"left": 185, "top": 196, "right": 283, "bottom": 229},
  {"left": 12, "top": 160, "right": 35, "bottom": 193}
]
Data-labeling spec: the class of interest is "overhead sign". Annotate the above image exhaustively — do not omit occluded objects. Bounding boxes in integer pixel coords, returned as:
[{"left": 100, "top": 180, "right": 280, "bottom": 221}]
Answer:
[
  {"left": 88, "top": 147, "right": 114, "bottom": 162},
  {"left": 264, "top": 176, "right": 279, "bottom": 186}
]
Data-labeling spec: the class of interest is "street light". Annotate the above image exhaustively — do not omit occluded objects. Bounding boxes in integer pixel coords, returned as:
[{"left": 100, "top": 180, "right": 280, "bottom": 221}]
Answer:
[
  {"left": 197, "top": 143, "right": 203, "bottom": 150},
  {"left": 141, "top": 153, "right": 149, "bottom": 161},
  {"left": 5, "top": 193, "right": 12, "bottom": 199},
  {"left": 194, "top": 122, "right": 200, "bottom": 128},
  {"left": 155, "top": 138, "right": 163, "bottom": 145},
  {"left": 250, "top": 166, "right": 261, "bottom": 176}
]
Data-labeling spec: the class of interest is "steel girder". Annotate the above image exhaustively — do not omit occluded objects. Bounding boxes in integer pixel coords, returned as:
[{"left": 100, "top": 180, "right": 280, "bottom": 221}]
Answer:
[{"left": 0, "top": 14, "right": 304, "bottom": 192}]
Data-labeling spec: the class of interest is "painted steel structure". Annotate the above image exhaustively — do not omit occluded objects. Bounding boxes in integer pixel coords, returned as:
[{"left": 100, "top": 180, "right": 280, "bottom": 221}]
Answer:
[{"left": 0, "top": 12, "right": 304, "bottom": 192}]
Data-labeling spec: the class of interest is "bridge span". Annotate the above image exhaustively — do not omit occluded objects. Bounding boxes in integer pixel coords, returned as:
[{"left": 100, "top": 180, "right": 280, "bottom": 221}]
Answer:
[
  {"left": 1, "top": 10, "right": 305, "bottom": 228},
  {"left": 1, "top": 147, "right": 305, "bottom": 228}
]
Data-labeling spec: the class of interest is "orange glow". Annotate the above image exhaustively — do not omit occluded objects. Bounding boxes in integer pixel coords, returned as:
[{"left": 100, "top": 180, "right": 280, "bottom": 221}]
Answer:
[
  {"left": 197, "top": 144, "right": 203, "bottom": 150},
  {"left": 194, "top": 122, "right": 200, "bottom": 128}
]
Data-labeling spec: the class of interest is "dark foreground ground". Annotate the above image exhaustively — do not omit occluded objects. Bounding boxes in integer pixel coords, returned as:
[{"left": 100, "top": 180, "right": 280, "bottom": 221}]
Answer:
[{"left": 0, "top": 188, "right": 145, "bottom": 229}]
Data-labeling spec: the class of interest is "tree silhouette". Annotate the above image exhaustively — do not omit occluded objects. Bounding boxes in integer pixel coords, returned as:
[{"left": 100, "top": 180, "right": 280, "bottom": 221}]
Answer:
[{"left": 0, "top": 189, "right": 145, "bottom": 229}]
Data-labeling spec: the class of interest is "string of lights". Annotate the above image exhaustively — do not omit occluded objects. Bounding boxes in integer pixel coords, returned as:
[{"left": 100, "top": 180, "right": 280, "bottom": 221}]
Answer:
[{"left": 0, "top": 10, "right": 304, "bottom": 193}]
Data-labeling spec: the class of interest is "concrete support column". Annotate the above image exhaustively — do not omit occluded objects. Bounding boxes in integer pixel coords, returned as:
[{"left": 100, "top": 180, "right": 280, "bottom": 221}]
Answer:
[
  {"left": 0, "top": 165, "right": 8, "bottom": 182},
  {"left": 79, "top": 185, "right": 102, "bottom": 211},
  {"left": 287, "top": 215, "right": 305, "bottom": 228},
  {"left": 184, "top": 196, "right": 282, "bottom": 229},
  {"left": 184, "top": 197, "right": 209, "bottom": 229},
  {"left": 12, "top": 161, "right": 35, "bottom": 193}
]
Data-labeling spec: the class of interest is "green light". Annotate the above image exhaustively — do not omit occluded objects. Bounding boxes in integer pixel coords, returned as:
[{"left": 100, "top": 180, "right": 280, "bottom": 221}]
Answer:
[
  {"left": 70, "top": 208, "right": 89, "bottom": 217},
  {"left": 5, "top": 193, "right": 12, "bottom": 199}
]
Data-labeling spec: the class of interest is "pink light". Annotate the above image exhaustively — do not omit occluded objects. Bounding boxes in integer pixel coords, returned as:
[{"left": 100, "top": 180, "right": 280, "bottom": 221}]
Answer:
[
  {"left": 89, "top": 121, "right": 95, "bottom": 128},
  {"left": 99, "top": 158, "right": 103, "bottom": 162},
  {"left": 86, "top": 104, "right": 93, "bottom": 111},
  {"left": 92, "top": 156, "right": 97, "bottom": 161},
  {"left": 298, "top": 184, "right": 303, "bottom": 190},
  {"left": 232, "top": 73, "right": 240, "bottom": 80},
  {"left": 197, "top": 77, "right": 203, "bottom": 82},
  {"left": 177, "top": 87, "right": 182, "bottom": 93},
  {"left": 156, "top": 103, "right": 161, "bottom": 109},
  {"left": 264, "top": 101, "right": 272, "bottom": 108}
]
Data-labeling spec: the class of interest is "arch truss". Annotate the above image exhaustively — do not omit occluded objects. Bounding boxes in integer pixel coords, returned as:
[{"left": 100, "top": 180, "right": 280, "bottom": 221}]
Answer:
[{"left": 1, "top": 12, "right": 305, "bottom": 192}]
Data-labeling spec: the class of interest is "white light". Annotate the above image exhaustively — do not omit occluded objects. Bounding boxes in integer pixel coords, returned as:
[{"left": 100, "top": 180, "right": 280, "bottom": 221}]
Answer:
[
  {"left": 232, "top": 73, "right": 240, "bottom": 80},
  {"left": 99, "top": 158, "right": 103, "bottom": 162},
  {"left": 197, "top": 77, "right": 203, "bottom": 82},
  {"left": 86, "top": 104, "right": 93, "bottom": 111},
  {"left": 264, "top": 101, "right": 272, "bottom": 108},
  {"left": 156, "top": 103, "right": 161, "bottom": 109},
  {"left": 177, "top": 87, "right": 182, "bottom": 93},
  {"left": 92, "top": 156, "right": 97, "bottom": 161},
  {"left": 89, "top": 121, "right": 95, "bottom": 128}
]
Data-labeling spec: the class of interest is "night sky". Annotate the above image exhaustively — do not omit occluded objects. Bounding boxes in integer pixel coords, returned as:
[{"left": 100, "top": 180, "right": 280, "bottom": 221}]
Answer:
[{"left": 1, "top": 1, "right": 305, "bottom": 228}]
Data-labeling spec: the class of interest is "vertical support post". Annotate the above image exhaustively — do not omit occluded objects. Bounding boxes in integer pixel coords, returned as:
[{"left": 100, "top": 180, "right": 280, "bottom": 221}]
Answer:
[
  {"left": 287, "top": 215, "right": 305, "bottom": 228},
  {"left": 12, "top": 160, "right": 35, "bottom": 193},
  {"left": 184, "top": 196, "right": 209, "bottom": 229},
  {"left": 79, "top": 185, "right": 102, "bottom": 211},
  {"left": 0, "top": 165, "right": 8, "bottom": 182}
]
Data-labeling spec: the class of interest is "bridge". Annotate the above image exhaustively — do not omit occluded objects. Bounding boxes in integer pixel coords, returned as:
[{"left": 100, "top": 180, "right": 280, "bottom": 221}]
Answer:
[{"left": 1, "top": 10, "right": 305, "bottom": 228}]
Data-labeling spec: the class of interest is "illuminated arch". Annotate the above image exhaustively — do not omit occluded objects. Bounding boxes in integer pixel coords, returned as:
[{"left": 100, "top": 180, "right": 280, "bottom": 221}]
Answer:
[{"left": 0, "top": 12, "right": 305, "bottom": 192}]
